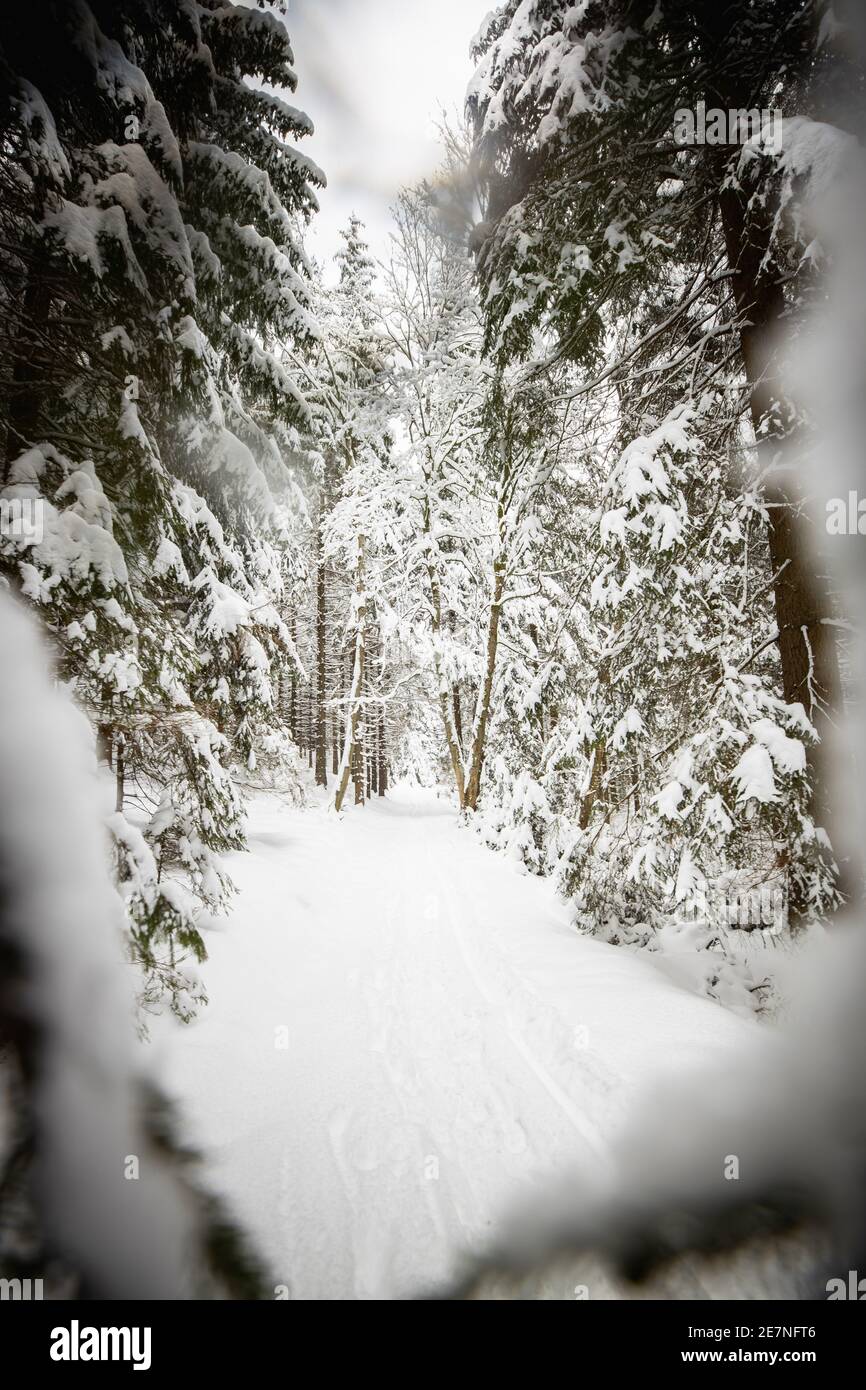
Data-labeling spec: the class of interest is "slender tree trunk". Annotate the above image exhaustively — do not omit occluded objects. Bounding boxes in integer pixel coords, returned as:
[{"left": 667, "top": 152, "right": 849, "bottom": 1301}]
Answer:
[
  {"left": 4, "top": 272, "right": 51, "bottom": 478},
  {"left": 449, "top": 610, "right": 463, "bottom": 751},
  {"left": 464, "top": 552, "right": 505, "bottom": 812},
  {"left": 97, "top": 723, "right": 113, "bottom": 769},
  {"left": 578, "top": 740, "right": 606, "bottom": 830},
  {"left": 352, "top": 741, "right": 364, "bottom": 804},
  {"left": 115, "top": 734, "right": 125, "bottom": 814},
  {"left": 339, "top": 649, "right": 351, "bottom": 775},
  {"left": 377, "top": 704, "right": 387, "bottom": 797},
  {"left": 314, "top": 507, "right": 328, "bottom": 787},
  {"left": 309, "top": 676, "right": 315, "bottom": 765},
  {"left": 428, "top": 558, "right": 466, "bottom": 807},
  {"left": 421, "top": 484, "right": 467, "bottom": 806},
  {"left": 288, "top": 613, "right": 298, "bottom": 744},
  {"left": 334, "top": 535, "right": 367, "bottom": 812},
  {"left": 369, "top": 634, "right": 379, "bottom": 798},
  {"left": 353, "top": 658, "right": 366, "bottom": 805}
]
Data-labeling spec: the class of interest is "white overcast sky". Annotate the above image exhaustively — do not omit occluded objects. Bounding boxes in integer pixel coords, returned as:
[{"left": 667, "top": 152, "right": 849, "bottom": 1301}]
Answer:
[{"left": 283, "top": 0, "right": 493, "bottom": 271}]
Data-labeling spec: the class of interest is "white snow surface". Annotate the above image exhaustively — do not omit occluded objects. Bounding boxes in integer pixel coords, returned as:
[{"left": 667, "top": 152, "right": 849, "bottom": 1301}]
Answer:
[{"left": 151, "top": 784, "right": 753, "bottom": 1300}]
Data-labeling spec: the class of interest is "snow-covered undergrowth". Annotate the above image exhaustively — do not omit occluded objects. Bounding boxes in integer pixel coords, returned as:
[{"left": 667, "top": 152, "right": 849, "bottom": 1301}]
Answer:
[{"left": 469, "top": 775, "right": 816, "bottom": 1022}]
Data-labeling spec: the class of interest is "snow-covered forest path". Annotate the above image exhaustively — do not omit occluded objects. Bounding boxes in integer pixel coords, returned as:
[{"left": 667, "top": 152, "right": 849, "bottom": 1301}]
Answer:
[{"left": 153, "top": 787, "right": 753, "bottom": 1300}]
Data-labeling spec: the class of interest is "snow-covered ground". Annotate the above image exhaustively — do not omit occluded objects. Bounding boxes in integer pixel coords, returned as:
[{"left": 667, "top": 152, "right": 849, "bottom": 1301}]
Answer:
[{"left": 151, "top": 785, "right": 756, "bottom": 1300}]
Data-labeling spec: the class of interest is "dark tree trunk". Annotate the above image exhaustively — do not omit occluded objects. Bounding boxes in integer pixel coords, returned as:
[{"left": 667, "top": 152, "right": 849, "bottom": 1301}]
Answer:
[
  {"left": 698, "top": 7, "right": 848, "bottom": 905},
  {"left": 97, "top": 723, "right": 113, "bottom": 769},
  {"left": 718, "top": 190, "right": 842, "bottom": 717},
  {"left": 714, "top": 147, "right": 845, "bottom": 907},
  {"left": 353, "top": 661, "right": 366, "bottom": 805},
  {"left": 288, "top": 614, "right": 298, "bottom": 743},
  {"left": 314, "top": 512, "right": 328, "bottom": 787},
  {"left": 335, "top": 536, "right": 367, "bottom": 813},
  {"left": 377, "top": 705, "right": 387, "bottom": 797},
  {"left": 115, "top": 734, "right": 125, "bottom": 814},
  {"left": 4, "top": 272, "right": 52, "bottom": 478},
  {"left": 464, "top": 553, "right": 505, "bottom": 812},
  {"left": 449, "top": 611, "right": 463, "bottom": 753},
  {"left": 578, "top": 740, "right": 606, "bottom": 831}
]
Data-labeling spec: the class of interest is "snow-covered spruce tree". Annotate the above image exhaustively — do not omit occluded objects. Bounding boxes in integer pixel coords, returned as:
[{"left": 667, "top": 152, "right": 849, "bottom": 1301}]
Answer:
[
  {"left": 467, "top": 390, "right": 599, "bottom": 872},
  {"left": 306, "top": 218, "right": 395, "bottom": 810},
  {"left": 0, "top": 1, "right": 321, "bottom": 1020},
  {"left": 288, "top": 217, "right": 380, "bottom": 793},
  {"left": 462, "top": 329, "right": 837, "bottom": 1010},
  {"left": 566, "top": 400, "right": 834, "bottom": 941},
  {"left": 467, "top": 0, "right": 854, "bottom": 912}
]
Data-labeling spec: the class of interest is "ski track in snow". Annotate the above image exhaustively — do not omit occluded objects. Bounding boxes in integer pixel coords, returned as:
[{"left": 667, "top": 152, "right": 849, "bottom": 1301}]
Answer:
[{"left": 151, "top": 785, "right": 754, "bottom": 1300}]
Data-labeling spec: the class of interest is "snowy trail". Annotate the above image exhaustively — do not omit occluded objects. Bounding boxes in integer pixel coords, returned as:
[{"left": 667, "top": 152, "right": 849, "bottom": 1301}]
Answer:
[{"left": 152, "top": 786, "right": 753, "bottom": 1300}]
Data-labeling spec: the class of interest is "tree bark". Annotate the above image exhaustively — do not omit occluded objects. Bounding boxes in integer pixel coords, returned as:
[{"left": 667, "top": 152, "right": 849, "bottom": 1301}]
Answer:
[
  {"left": 115, "top": 734, "right": 125, "bottom": 814},
  {"left": 97, "top": 722, "right": 113, "bottom": 769},
  {"left": 288, "top": 613, "right": 298, "bottom": 744},
  {"left": 314, "top": 504, "right": 328, "bottom": 787},
  {"left": 353, "top": 660, "right": 366, "bottom": 805},
  {"left": 3, "top": 272, "right": 52, "bottom": 477},
  {"left": 377, "top": 704, "right": 387, "bottom": 796},
  {"left": 334, "top": 535, "right": 367, "bottom": 812},
  {"left": 464, "top": 551, "right": 505, "bottom": 812},
  {"left": 449, "top": 611, "right": 464, "bottom": 751},
  {"left": 578, "top": 740, "right": 606, "bottom": 830},
  {"left": 428, "top": 558, "right": 466, "bottom": 807}
]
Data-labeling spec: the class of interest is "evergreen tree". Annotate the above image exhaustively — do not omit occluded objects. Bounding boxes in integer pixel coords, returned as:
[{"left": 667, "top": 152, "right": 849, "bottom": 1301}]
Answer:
[
  {"left": 303, "top": 216, "right": 393, "bottom": 809},
  {"left": 468, "top": 0, "right": 854, "bottom": 911},
  {"left": 0, "top": 0, "right": 322, "bottom": 1019}
]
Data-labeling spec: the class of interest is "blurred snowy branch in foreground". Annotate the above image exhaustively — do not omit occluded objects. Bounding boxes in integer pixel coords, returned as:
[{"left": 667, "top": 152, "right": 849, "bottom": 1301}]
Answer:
[{"left": 0, "top": 596, "right": 265, "bottom": 1297}]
